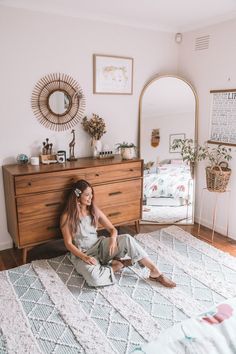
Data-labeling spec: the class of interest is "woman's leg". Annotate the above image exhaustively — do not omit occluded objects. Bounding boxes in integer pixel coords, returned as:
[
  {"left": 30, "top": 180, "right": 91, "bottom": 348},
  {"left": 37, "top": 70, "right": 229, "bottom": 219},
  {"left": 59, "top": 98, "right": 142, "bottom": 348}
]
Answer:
[
  {"left": 71, "top": 256, "right": 116, "bottom": 287},
  {"left": 138, "top": 257, "right": 161, "bottom": 277},
  {"left": 99, "top": 235, "right": 176, "bottom": 287},
  {"left": 139, "top": 257, "right": 176, "bottom": 288},
  {"left": 115, "top": 235, "right": 176, "bottom": 287},
  {"left": 111, "top": 259, "right": 124, "bottom": 272},
  {"left": 113, "top": 234, "right": 148, "bottom": 264}
]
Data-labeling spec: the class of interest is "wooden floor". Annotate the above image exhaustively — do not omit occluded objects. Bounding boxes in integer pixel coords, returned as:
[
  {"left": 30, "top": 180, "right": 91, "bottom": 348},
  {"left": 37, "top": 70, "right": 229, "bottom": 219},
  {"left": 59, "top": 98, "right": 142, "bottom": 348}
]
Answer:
[{"left": 0, "top": 223, "right": 236, "bottom": 271}]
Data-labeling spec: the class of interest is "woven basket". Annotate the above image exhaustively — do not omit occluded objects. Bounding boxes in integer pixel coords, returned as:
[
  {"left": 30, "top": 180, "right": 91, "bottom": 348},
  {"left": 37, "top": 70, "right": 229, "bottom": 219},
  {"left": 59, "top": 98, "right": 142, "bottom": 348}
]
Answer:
[{"left": 206, "top": 162, "right": 231, "bottom": 192}]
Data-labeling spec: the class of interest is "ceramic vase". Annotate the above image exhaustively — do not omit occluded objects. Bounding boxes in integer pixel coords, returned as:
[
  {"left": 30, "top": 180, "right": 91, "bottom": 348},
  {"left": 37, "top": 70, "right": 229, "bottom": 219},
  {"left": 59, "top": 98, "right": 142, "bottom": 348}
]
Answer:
[{"left": 91, "top": 139, "right": 102, "bottom": 157}]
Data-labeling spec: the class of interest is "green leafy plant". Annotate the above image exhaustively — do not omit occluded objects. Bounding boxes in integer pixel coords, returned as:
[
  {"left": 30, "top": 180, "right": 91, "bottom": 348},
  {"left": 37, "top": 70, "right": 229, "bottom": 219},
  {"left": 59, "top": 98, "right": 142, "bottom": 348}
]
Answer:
[
  {"left": 171, "top": 138, "right": 198, "bottom": 164},
  {"left": 171, "top": 139, "right": 232, "bottom": 168},
  {"left": 197, "top": 144, "right": 232, "bottom": 168},
  {"left": 115, "top": 142, "right": 136, "bottom": 150}
]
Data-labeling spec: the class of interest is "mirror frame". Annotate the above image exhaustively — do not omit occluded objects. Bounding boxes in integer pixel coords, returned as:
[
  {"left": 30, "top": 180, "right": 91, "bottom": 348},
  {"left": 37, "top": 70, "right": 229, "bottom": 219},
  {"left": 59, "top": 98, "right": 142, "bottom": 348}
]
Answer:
[
  {"left": 31, "top": 73, "right": 86, "bottom": 131},
  {"left": 138, "top": 74, "right": 198, "bottom": 225}
]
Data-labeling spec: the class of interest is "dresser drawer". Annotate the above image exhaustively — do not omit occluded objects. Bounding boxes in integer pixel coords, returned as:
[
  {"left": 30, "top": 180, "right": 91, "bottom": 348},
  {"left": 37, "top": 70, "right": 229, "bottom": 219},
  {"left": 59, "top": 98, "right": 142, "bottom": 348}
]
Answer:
[
  {"left": 94, "top": 179, "right": 141, "bottom": 208},
  {"left": 85, "top": 161, "right": 142, "bottom": 185},
  {"left": 14, "top": 161, "right": 142, "bottom": 196},
  {"left": 100, "top": 200, "right": 141, "bottom": 226},
  {"left": 18, "top": 216, "right": 61, "bottom": 247},
  {"left": 15, "top": 170, "right": 86, "bottom": 196},
  {"left": 17, "top": 190, "right": 68, "bottom": 222}
]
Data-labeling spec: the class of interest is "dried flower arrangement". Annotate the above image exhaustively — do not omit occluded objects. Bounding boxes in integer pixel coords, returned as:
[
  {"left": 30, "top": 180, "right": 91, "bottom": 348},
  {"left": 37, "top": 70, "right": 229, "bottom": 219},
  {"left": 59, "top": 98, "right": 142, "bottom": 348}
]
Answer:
[{"left": 82, "top": 114, "right": 106, "bottom": 140}]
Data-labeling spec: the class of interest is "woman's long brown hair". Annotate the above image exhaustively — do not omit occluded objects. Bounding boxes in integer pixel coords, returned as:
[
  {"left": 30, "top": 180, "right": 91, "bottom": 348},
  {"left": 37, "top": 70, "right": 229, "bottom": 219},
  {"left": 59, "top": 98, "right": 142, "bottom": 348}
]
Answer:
[{"left": 60, "top": 179, "right": 98, "bottom": 236}]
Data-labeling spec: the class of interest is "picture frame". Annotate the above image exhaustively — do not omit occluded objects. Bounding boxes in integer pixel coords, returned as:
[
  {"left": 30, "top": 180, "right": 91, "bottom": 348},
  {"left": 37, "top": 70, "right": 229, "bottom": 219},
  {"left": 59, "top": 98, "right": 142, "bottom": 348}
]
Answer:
[
  {"left": 93, "top": 54, "right": 133, "bottom": 95},
  {"left": 169, "top": 133, "right": 186, "bottom": 153}
]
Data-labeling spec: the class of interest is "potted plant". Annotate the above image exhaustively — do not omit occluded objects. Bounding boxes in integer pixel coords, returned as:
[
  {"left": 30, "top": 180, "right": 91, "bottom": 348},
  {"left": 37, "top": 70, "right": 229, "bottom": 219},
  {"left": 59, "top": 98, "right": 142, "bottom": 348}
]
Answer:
[
  {"left": 116, "top": 142, "right": 137, "bottom": 160},
  {"left": 171, "top": 138, "right": 198, "bottom": 178},
  {"left": 198, "top": 144, "right": 232, "bottom": 192}
]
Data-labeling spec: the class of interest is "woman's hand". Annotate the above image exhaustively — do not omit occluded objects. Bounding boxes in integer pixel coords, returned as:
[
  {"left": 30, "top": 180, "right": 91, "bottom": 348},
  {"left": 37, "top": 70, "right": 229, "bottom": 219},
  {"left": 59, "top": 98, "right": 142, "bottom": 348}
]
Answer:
[
  {"left": 82, "top": 254, "right": 97, "bottom": 265},
  {"left": 109, "top": 237, "right": 118, "bottom": 256}
]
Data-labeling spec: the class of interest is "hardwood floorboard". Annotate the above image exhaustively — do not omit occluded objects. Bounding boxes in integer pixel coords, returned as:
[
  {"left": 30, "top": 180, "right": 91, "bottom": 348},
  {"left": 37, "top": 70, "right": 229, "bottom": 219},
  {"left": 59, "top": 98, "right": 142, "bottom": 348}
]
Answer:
[{"left": 0, "top": 223, "right": 235, "bottom": 271}]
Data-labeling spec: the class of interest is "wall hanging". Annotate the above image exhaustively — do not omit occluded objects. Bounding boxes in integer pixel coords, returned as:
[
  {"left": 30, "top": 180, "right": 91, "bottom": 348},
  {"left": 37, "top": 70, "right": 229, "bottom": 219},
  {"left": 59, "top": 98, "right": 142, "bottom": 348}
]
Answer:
[
  {"left": 31, "top": 73, "right": 86, "bottom": 131},
  {"left": 208, "top": 89, "right": 236, "bottom": 146}
]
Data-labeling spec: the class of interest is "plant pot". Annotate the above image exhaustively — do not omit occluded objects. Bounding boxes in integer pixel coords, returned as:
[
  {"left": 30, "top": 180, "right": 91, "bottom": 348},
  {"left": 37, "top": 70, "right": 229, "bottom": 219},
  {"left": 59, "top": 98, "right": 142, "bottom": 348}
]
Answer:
[
  {"left": 121, "top": 147, "right": 136, "bottom": 160},
  {"left": 206, "top": 164, "right": 231, "bottom": 192}
]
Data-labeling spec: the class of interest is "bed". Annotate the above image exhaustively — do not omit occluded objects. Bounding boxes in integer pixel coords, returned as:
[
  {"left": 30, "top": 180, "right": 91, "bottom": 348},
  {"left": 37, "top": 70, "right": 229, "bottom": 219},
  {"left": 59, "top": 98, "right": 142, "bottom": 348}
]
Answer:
[
  {"left": 134, "top": 296, "right": 236, "bottom": 354},
  {"left": 144, "top": 163, "right": 192, "bottom": 207}
]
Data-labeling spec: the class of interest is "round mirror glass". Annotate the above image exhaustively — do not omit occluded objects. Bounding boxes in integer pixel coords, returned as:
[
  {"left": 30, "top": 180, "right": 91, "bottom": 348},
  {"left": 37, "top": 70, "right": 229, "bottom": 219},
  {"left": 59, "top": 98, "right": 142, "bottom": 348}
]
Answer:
[
  {"left": 139, "top": 75, "right": 197, "bottom": 225},
  {"left": 48, "top": 90, "right": 71, "bottom": 115}
]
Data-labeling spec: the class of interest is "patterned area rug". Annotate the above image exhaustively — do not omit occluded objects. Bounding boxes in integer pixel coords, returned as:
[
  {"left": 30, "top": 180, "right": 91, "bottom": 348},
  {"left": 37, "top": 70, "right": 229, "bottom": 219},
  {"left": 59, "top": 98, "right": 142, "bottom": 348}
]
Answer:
[
  {"left": 142, "top": 205, "right": 192, "bottom": 223},
  {"left": 1, "top": 226, "right": 236, "bottom": 354}
]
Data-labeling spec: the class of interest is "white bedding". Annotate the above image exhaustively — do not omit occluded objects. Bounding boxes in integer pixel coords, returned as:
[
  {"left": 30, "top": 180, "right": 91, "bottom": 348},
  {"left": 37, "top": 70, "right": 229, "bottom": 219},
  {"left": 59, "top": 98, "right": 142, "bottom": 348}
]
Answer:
[
  {"left": 133, "top": 297, "right": 236, "bottom": 354},
  {"left": 144, "top": 164, "right": 192, "bottom": 201}
]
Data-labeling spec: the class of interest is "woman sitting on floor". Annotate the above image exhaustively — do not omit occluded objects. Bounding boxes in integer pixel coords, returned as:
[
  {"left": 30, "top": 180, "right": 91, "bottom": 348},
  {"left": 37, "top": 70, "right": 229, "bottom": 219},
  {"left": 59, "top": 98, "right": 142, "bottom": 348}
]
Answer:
[{"left": 60, "top": 179, "right": 176, "bottom": 288}]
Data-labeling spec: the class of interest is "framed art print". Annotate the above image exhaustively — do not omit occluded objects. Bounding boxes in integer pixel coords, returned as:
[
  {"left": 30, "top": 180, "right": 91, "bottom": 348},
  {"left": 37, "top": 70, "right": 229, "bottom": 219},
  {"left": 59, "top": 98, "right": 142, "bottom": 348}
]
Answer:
[
  {"left": 93, "top": 54, "right": 133, "bottom": 95},
  {"left": 169, "top": 133, "right": 186, "bottom": 153}
]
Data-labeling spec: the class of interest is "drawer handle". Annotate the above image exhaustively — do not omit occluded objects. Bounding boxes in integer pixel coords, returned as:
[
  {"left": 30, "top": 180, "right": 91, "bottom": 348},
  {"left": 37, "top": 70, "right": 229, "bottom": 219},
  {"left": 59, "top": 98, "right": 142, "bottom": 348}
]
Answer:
[
  {"left": 129, "top": 169, "right": 134, "bottom": 172},
  {"left": 28, "top": 182, "right": 32, "bottom": 186},
  {"left": 45, "top": 202, "right": 61, "bottom": 207},
  {"left": 108, "top": 212, "right": 121, "bottom": 217},
  {"left": 109, "top": 191, "right": 122, "bottom": 196},
  {"left": 95, "top": 173, "right": 100, "bottom": 176},
  {"left": 47, "top": 226, "right": 59, "bottom": 230}
]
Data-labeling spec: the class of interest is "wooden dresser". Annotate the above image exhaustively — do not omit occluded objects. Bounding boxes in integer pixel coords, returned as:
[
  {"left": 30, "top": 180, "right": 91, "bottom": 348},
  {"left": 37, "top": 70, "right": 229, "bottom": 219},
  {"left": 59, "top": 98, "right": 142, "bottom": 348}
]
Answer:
[{"left": 2, "top": 156, "right": 143, "bottom": 263}]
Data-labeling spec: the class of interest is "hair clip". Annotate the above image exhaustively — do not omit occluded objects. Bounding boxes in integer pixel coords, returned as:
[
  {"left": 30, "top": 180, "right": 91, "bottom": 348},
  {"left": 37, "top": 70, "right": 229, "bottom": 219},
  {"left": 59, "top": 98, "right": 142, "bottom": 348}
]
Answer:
[{"left": 74, "top": 188, "right": 82, "bottom": 197}]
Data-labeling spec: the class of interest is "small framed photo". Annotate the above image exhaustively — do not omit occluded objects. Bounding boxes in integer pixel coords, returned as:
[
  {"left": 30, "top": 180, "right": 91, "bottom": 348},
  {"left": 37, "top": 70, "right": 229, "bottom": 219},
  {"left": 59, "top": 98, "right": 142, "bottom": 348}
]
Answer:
[
  {"left": 169, "top": 133, "right": 186, "bottom": 153},
  {"left": 93, "top": 54, "right": 133, "bottom": 94}
]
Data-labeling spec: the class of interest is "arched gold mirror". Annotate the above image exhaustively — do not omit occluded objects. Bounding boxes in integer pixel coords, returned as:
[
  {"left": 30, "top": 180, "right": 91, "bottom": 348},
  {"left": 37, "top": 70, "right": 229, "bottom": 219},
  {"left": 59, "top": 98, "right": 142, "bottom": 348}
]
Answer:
[
  {"left": 31, "top": 73, "right": 86, "bottom": 131},
  {"left": 139, "top": 75, "right": 198, "bottom": 224}
]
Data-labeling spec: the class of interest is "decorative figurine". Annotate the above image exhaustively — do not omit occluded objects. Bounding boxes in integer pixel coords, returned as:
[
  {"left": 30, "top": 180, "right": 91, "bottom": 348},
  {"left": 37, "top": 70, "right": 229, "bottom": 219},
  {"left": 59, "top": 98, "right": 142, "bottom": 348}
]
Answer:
[{"left": 68, "top": 129, "right": 77, "bottom": 161}]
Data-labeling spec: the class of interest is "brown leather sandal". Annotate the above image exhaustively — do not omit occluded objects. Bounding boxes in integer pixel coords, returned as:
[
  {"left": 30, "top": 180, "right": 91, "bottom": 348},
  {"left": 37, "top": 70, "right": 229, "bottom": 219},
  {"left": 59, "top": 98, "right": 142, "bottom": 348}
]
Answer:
[
  {"left": 115, "top": 259, "right": 133, "bottom": 267},
  {"left": 149, "top": 274, "right": 176, "bottom": 288}
]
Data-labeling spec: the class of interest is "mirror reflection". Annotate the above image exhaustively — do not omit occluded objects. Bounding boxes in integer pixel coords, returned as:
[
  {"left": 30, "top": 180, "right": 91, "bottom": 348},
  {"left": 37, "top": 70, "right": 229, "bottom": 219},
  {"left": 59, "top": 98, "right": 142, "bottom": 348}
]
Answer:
[
  {"left": 140, "top": 75, "right": 197, "bottom": 224},
  {"left": 48, "top": 90, "right": 71, "bottom": 115}
]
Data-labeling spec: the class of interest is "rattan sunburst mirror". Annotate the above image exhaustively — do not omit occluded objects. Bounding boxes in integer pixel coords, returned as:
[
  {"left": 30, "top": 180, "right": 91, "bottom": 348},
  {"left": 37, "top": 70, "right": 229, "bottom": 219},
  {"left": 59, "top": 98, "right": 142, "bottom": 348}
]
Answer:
[{"left": 31, "top": 73, "right": 86, "bottom": 131}]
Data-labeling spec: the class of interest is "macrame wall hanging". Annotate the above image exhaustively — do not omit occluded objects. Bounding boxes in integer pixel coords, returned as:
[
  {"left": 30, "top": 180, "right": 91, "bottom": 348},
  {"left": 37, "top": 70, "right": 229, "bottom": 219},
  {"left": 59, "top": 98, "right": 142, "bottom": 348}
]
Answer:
[
  {"left": 151, "top": 128, "right": 160, "bottom": 147},
  {"left": 31, "top": 73, "right": 86, "bottom": 131}
]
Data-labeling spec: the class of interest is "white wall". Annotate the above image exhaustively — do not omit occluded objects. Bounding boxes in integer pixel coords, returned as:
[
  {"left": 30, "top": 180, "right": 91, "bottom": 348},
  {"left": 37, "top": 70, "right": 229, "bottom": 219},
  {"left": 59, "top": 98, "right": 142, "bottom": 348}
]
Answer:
[
  {"left": 179, "top": 19, "right": 236, "bottom": 239},
  {"left": 0, "top": 6, "right": 179, "bottom": 249},
  {"left": 141, "top": 112, "right": 194, "bottom": 164}
]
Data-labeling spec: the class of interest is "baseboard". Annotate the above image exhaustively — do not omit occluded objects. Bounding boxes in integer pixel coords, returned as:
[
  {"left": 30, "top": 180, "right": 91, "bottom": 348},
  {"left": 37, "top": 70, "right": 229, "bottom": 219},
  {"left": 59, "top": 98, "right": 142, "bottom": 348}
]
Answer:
[
  {"left": 194, "top": 216, "right": 236, "bottom": 240},
  {"left": 0, "top": 240, "right": 13, "bottom": 251}
]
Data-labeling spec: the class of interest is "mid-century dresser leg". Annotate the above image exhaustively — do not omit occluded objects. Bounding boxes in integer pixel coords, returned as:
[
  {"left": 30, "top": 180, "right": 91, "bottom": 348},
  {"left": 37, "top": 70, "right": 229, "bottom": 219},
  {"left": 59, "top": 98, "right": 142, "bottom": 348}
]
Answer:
[
  {"left": 135, "top": 220, "right": 140, "bottom": 234},
  {"left": 22, "top": 248, "right": 28, "bottom": 264}
]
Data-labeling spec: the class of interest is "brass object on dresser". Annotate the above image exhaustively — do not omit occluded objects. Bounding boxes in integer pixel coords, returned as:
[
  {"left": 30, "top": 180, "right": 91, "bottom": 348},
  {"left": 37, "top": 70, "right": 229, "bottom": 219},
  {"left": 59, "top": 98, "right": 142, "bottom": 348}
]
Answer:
[{"left": 2, "top": 156, "right": 143, "bottom": 263}]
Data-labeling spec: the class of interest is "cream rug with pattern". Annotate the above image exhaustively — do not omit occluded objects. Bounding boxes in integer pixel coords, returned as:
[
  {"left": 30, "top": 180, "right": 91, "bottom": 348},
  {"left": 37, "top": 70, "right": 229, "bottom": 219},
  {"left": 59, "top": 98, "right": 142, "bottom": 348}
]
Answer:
[
  {"left": 0, "top": 226, "right": 236, "bottom": 354},
  {"left": 142, "top": 205, "right": 192, "bottom": 223}
]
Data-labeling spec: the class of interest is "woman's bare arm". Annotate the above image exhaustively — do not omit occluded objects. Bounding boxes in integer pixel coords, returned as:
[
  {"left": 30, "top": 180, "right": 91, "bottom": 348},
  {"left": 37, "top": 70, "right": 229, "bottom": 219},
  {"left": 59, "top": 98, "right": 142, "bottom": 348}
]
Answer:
[
  {"left": 98, "top": 209, "right": 118, "bottom": 256},
  {"left": 98, "top": 209, "right": 118, "bottom": 238}
]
